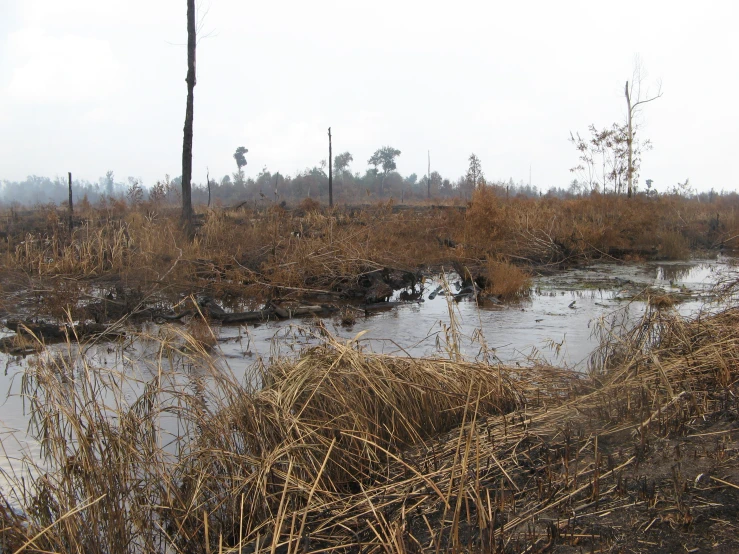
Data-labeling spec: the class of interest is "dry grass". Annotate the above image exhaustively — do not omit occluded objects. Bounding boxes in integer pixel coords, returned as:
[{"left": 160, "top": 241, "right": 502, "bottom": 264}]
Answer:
[
  {"left": 1, "top": 295, "right": 738, "bottom": 552},
  {"left": 0, "top": 314, "right": 577, "bottom": 553},
  {"left": 2, "top": 194, "right": 739, "bottom": 551},
  {"left": 484, "top": 258, "right": 531, "bottom": 299},
  {"left": 0, "top": 193, "right": 734, "bottom": 315},
  {"left": 659, "top": 229, "right": 690, "bottom": 260},
  {"left": 648, "top": 294, "right": 676, "bottom": 309}
]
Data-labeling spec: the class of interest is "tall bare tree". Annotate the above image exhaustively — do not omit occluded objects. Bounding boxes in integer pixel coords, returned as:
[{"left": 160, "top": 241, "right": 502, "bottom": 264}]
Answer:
[
  {"left": 427, "top": 150, "right": 431, "bottom": 200},
  {"left": 67, "top": 172, "right": 73, "bottom": 234},
  {"left": 625, "top": 59, "right": 662, "bottom": 198},
  {"left": 328, "top": 128, "right": 333, "bottom": 207},
  {"left": 181, "top": 0, "right": 196, "bottom": 233}
]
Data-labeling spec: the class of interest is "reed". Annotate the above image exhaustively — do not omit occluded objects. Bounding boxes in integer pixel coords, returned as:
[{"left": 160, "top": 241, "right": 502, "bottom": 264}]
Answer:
[
  {"left": 1, "top": 193, "right": 734, "bottom": 314},
  {"left": 1, "top": 298, "right": 737, "bottom": 552},
  {"left": 2, "top": 196, "right": 739, "bottom": 551}
]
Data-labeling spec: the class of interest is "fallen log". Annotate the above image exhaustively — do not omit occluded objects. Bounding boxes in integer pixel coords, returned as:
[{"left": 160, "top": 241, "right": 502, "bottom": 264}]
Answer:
[
  {"left": 154, "top": 310, "right": 192, "bottom": 321},
  {"left": 1, "top": 320, "right": 125, "bottom": 353},
  {"left": 359, "top": 301, "right": 404, "bottom": 313},
  {"left": 279, "top": 305, "right": 325, "bottom": 317},
  {"left": 220, "top": 309, "right": 275, "bottom": 324},
  {"left": 5, "top": 320, "right": 121, "bottom": 340},
  {"left": 196, "top": 296, "right": 338, "bottom": 324}
]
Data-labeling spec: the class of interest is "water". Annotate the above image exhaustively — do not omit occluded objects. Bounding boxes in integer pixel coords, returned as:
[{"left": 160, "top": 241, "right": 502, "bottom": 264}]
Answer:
[
  {"left": 215, "top": 259, "right": 731, "bottom": 372},
  {"left": 0, "top": 258, "right": 735, "bottom": 497}
]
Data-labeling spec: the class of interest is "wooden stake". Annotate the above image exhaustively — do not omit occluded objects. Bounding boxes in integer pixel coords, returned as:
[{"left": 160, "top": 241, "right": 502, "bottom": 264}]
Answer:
[
  {"left": 427, "top": 150, "right": 431, "bottom": 199},
  {"left": 67, "top": 172, "right": 73, "bottom": 234}
]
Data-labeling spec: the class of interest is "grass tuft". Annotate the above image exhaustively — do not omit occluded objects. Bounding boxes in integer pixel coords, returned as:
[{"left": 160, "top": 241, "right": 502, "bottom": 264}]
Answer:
[{"left": 484, "top": 258, "right": 531, "bottom": 299}]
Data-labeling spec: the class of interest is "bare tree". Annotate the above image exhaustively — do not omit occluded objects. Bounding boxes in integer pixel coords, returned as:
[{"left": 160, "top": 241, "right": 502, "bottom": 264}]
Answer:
[
  {"left": 466, "top": 153, "right": 485, "bottom": 189},
  {"left": 625, "top": 58, "right": 662, "bottom": 198},
  {"left": 328, "top": 128, "right": 333, "bottom": 207},
  {"left": 181, "top": 0, "right": 196, "bottom": 234},
  {"left": 206, "top": 167, "right": 211, "bottom": 208},
  {"left": 427, "top": 150, "right": 431, "bottom": 200},
  {"left": 569, "top": 124, "right": 631, "bottom": 194},
  {"left": 67, "top": 172, "right": 73, "bottom": 234}
]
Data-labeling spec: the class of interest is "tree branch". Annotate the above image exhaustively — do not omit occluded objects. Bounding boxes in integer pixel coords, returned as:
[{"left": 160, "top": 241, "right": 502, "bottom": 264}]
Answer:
[{"left": 632, "top": 91, "right": 663, "bottom": 110}]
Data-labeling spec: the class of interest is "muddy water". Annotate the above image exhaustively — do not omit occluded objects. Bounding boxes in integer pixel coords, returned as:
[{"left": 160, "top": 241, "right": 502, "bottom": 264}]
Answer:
[
  {"left": 0, "top": 258, "right": 735, "bottom": 496},
  {"left": 217, "top": 259, "right": 731, "bottom": 373}
]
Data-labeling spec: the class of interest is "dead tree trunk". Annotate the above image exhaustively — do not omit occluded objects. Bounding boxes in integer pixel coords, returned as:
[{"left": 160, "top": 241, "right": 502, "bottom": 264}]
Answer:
[
  {"left": 206, "top": 167, "right": 211, "bottom": 208},
  {"left": 328, "top": 127, "right": 333, "bottom": 208},
  {"left": 624, "top": 63, "right": 662, "bottom": 199},
  {"left": 427, "top": 150, "right": 431, "bottom": 200},
  {"left": 625, "top": 81, "right": 633, "bottom": 199},
  {"left": 67, "top": 172, "right": 73, "bottom": 234},
  {"left": 181, "top": 0, "right": 196, "bottom": 235}
]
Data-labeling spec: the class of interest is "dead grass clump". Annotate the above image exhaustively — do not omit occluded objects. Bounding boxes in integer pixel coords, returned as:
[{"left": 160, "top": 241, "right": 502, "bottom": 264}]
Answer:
[
  {"left": 185, "top": 314, "right": 218, "bottom": 350},
  {"left": 298, "top": 197, "right": 322, "bottom": 212},
  {"left": 660, "top": 229, "right": 690, "bottom": 260},
  {"left": 337, "top": 305, "right": 357, "bottom": 326},
  {"left": 264, "top": 340, "right": 521, "bottom": 444},
  {"left": 3, "top": 303, "right": 739, "bottom": 552},
  {"left": 464, "top": 186, "right": 501, "bottom": 251},
  {"left": 484, "top": 258, "right": 531, "bottom": 299},
  {"left": 649, "top": 293, "right": 675, "bottom": 309},
  {"left": 0, "top": 324, "right": 581, "bottom": 553}
]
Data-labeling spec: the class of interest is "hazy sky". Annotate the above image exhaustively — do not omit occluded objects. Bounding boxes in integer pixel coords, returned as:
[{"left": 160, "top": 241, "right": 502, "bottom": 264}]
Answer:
[{"left": 1, "top": 0, "right": 737, "bottom": 193}]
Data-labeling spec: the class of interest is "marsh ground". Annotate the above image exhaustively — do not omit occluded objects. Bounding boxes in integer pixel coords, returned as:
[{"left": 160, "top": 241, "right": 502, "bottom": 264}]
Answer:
[{"left": 1, "top": 196, "right": 739, "bottom": 552}]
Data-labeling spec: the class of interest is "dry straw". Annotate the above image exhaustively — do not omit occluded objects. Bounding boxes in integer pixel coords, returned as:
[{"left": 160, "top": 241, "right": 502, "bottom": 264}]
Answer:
[{"left": 3, "top": 296, "right": 737, "bottom": 552}]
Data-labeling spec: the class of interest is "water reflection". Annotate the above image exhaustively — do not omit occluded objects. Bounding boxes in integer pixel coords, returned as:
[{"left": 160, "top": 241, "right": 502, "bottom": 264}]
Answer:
[{"left": 653, "top": 262, "right": 717, "bottom": 286}]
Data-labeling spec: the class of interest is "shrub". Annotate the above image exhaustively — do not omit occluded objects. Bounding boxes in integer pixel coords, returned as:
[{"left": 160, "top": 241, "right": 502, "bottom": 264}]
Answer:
[
  {"left": 485, "top": 258, "right": 531, "bottom": 299},
  {"left": 299, "top": 197, "right": 322, "bottom": 212},
  {"left": 660, "top": 230, "right": 690, "bottom": 260}
]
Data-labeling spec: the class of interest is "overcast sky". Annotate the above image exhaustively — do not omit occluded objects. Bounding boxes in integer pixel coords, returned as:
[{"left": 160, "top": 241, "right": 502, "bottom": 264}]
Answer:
[{"left": 1, "top": 0, "right": 737, "bottom": 193}]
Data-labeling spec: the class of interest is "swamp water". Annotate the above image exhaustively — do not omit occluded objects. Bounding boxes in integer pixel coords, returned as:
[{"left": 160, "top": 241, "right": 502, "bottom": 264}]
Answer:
[{"left": 0, "top": 258, "right": 735, "bottom": 497}]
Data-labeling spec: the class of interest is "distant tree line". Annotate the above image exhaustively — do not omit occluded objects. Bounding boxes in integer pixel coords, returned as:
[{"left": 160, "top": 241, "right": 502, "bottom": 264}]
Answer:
[
  {"left": 0, "top": 147, "right": 731, "bottom": 208},
  {"left": 0, "top": 169, "right": 534, "bottom": 209}
]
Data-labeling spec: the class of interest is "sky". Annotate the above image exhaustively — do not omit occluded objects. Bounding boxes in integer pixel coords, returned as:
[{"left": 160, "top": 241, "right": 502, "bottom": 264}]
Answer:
[{"left": 0, "top": 0, "right": 738, "bottom": 193}]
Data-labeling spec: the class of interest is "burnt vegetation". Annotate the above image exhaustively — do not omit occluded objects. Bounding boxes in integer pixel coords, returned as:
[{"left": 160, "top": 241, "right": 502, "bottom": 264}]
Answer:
[
  {"left": 1, "top": 286, "right": 739, "bottom": 552},
  {"left": 1, "top": 182, "right": 739, "bottom": 553}
]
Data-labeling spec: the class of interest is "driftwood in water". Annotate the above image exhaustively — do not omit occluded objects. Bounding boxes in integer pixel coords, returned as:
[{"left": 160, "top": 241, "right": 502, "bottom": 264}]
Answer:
[
  {"left": 5, "top": 320, "right": 119, "bottom": 340},
  {"left": 198, "top": 297, "right": 334, "bottom": 324},
  {"left": 198, "top": 297, "right": 274, "bottom": 323},
  {"left": 271, "top": 303, "right": 325, "bottom": 318},
  {"left": 155, "top": 310, "right": 192, "bottom": 321},
  {"left": 220, "top": 309, "right": 275, "bottom": 324},
  {"left": 359, "top": 301, "right": 403, "bottom": 313},
  {"left": 1, "top": 320, "right": 124, "bottom": 354},
  {"left": 335, "top": 267, "right": 421, "bottom": 304}
]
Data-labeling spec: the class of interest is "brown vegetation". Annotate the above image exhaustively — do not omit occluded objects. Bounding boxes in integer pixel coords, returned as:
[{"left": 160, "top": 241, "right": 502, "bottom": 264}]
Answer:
[
  {"left": 0, "top": 191, "right": 735, "bottom": 321},
  {"left": 484, "top": 257, "right": 531, "bottom": 300},
  {"left": 1, "top": 297, "right": 738, "bottom": 552},
  {"left": 1, "top": 190, "right": 738, "bottom": 552}
]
